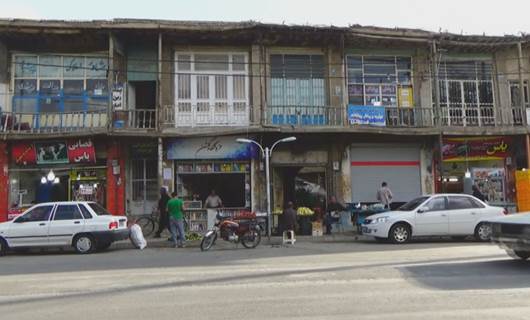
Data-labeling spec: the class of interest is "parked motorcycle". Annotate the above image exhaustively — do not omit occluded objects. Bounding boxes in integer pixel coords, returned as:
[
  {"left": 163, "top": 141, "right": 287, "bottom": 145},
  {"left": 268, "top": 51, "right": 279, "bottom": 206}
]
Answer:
[{"left": 200, "top": 212, "right": 261, "bottom": 251}]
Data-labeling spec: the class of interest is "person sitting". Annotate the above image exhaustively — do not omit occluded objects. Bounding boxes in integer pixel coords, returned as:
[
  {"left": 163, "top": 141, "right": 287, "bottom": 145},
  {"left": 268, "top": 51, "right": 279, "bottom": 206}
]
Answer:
[{"left": 324, "top": 196, "right": 346, "bottom": 235}]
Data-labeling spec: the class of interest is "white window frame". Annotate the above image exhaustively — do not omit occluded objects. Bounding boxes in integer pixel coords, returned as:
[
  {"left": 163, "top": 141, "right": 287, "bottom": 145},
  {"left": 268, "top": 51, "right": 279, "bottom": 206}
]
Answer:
[{"left": 173, "top": 51, "right": 250, "bottom": 127}]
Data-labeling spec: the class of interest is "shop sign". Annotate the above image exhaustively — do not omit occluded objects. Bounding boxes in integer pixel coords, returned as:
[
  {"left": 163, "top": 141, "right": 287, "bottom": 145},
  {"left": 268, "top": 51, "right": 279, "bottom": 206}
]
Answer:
[
  {"left": 167, "top": 137, "right": 257, "bottom": 160},
  {"left": 347, "top": 105, "right": 386, "bottom": 126},
  {"left": 130, "top": 143, "right": 158, "bottom": 158},
  {"left": 12, "top": 139, "right": 96, "bottom": 165},
  {"left": 443, "top": 137, "right": 511, "bottom": 162}
]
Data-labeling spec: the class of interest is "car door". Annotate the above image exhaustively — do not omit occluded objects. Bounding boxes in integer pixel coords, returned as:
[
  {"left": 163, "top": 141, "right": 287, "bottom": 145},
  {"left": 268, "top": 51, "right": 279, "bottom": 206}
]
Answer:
[
  {"left": 414, "top": 196, "right": 449, "bottom": 236},
  {"left": 6, "top": 204, "right": 55, "bottom": 247},
  {"left": 48, "top": 204, "right": 86, "bottom": 246},
  {"left": 447, "top": 196, "right": 482, "bottom": 235}
]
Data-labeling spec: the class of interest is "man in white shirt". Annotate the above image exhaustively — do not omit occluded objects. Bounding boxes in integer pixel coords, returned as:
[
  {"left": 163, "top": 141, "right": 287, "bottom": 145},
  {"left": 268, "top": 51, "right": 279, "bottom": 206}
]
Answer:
[
  {"left": 376, "top": 182, "right": 393, "bottom": 209},
  {"left": 204, "top": 189, "right": 223, "bottom": 208}
]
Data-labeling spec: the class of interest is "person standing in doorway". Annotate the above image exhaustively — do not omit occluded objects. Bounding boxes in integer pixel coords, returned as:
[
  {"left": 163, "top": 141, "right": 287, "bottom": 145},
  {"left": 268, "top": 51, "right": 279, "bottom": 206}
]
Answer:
[
  {"left": 324, "top": 196, "right": 346, "bottom": 235},
  {"left": 377, "top": 182, "right": 393, "bottom": 209},
  {"left": 204, "top": 189, "right": 223, "bottom": 208},
  {"left": 154, "top": 187, "right": 171, "bottom": 238},
  {"left": 167, "top": 192, "right": 186, "bottom": 248}
]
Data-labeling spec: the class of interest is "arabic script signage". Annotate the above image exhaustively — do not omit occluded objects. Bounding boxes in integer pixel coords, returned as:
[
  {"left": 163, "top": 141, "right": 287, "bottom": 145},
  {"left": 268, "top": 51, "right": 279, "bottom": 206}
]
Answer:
[
  {"left": 442, "top": 137, "right": 511, "bottom": 162},
  {"left": 12, "top": 139, "right": 96, "bottom": 165},
  {"left": 167, "top": 137, "right": 257, "bottom": 160},
  {"left": 347, "top": 105, "right": 386, "bottom": 126}
]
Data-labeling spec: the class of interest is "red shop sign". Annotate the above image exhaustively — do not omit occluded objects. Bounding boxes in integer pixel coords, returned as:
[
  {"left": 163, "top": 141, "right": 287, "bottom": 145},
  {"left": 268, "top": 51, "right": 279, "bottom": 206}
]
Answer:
[
  {"left": 12, "top": 139, "right": 96, "bottom": 165},
  {"left": 443, "top": 137, "right": 512, "bottom": 162},
  {"left": 67, "top": 139, "right": 96, "bottom": 164}
]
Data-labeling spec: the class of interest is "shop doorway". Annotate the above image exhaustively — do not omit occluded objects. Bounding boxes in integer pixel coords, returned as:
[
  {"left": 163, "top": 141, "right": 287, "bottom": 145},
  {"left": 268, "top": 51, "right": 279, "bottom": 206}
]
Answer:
[
  {"left": 273, "top": 166, "right": 327, "bottom": 212},
  {"left": 177, "top": 173, "right": 247, "bottom": 208},
  {"left": 130, "top": 158, "right": 158, "bottom": 215}
]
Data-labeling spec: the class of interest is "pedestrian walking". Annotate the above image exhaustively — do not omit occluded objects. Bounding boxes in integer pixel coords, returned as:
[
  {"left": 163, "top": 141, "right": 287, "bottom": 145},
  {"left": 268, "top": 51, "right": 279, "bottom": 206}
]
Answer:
[
  {"left": 167, "top": 192, "right": 186, "bottom": 248},
  {"left": 154, "top": 187, "right": 171, "bottom": 238},
  {"left": 376, "top": 182, "right": 393, "bottom": 209},
  {"left": 324, "top": 196, "right": 346, "bottom": 235}
]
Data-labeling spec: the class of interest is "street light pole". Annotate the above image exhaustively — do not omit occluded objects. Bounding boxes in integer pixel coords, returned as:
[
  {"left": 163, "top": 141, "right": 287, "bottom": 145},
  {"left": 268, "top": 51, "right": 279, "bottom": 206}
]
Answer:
[{"left": 236, "top": 136, "right": 296, "bottom": 241}]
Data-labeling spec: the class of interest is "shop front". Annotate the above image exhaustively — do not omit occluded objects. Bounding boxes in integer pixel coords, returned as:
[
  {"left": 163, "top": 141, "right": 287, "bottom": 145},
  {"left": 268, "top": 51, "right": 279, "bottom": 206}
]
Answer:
[
  {"left": 441, "top": 136, "right": 516, "bottom": 208},
  {"left": 350, "top": 143, "right": 422, "bottom": 205},
  {"left": 8, "top": 138, "right": 107, "bottom": 219},
  {"left": 166, "top": 136, "right": 256, "bottom": 231}
]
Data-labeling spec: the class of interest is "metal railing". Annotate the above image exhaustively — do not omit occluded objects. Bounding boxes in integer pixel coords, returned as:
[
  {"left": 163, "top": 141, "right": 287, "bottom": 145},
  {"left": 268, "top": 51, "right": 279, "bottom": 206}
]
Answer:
[
  {"left": 162, "top": 104, "right": 253, "bottom": 128},
  {"left": 0, "top": 110, "right": 107, "bottom": 134},
  {"left": 265, "top": 105, "right": 343, "bottom": 127},
  {"left": 113, "top": 109, "right": 157, "bottom": 130},
  {"left": 384, "top": 107, "right": 434, "bottom": 127}
]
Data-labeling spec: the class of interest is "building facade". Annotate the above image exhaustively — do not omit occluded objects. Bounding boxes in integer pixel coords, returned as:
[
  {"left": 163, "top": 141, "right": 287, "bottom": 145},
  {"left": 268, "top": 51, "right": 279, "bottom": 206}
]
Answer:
[{"left": 0, "top": 19, "right": 529, "bottom": 222}]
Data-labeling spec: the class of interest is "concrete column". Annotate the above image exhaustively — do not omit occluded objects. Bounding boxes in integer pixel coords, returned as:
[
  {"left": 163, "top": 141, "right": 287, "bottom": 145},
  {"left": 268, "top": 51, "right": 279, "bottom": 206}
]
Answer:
[
  {"left": 0, "top": 142, "right": 8, "bottom": 222},
  {"left": 250, "top": 44, "right": 263, "bottom": 125},
  {"left": 106, "top": 141, "right": 126, "bottom": 215}
]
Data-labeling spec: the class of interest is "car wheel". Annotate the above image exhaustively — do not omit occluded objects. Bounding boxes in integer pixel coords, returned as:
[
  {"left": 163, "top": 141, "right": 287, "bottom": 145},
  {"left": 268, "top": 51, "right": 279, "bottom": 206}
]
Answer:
[
  {"left": 73, "top": 234, "right": 95, "bottom": 254},
  {"left": 0, "top": 238, "right": 7, "bottom": 256},
  {"left": 513, "top": 250, "right": 530, "bottom": 260},
  {"left": 389, "top": 223, "right": 411, "bottom": 244},
  {"left": 474, "top": 223, "right": 492, "bottom": 242}
]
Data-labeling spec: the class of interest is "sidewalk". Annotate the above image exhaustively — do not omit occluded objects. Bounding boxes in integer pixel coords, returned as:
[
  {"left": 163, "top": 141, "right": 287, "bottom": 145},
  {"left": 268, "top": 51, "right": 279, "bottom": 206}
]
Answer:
[{"left": 114, "top": 231, "right": 369, "bottom": 250}]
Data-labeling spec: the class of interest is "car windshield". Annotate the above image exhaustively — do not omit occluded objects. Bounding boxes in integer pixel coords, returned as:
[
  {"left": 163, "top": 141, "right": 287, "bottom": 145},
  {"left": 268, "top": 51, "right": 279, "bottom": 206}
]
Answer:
[
  {"left": 87, "top": 203, "right": 111, "bottom": 216},
  {"left": 397, "top": 196, "right": 430, "bottom": 211}
]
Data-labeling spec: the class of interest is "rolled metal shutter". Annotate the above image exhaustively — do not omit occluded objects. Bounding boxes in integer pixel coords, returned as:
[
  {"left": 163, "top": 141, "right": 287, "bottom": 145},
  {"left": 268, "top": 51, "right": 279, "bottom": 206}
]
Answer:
[{"left": 350, "top": 144, "right": 421, "bottom": 203}]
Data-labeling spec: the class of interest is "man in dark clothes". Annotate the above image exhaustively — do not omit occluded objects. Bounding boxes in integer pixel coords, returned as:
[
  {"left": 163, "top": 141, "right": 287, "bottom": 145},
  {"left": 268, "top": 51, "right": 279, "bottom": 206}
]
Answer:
[
  {"left": 324, "top": 196, "right": 346, "bottom": 235},
  {"left": 472, "top": 184, "right": 487, "bottom": 202},
  {"left": 154, "top": 187, "right": 171, "bottom": 238},
  {"left": 282, "top": 201, "right": 297, "bottom": 232}
]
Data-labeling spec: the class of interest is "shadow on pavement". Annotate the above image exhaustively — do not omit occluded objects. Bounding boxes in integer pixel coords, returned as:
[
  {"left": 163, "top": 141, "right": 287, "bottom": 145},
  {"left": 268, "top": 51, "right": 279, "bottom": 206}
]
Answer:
[{"left": 401, "top": 258, "right": 530, "bottom": 290}]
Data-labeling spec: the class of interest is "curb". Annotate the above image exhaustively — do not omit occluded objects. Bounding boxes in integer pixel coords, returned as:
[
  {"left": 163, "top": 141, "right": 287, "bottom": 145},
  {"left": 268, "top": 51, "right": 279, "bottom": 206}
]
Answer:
[{"left": 113, "top": 233, "right": 370, "bottom": 250}]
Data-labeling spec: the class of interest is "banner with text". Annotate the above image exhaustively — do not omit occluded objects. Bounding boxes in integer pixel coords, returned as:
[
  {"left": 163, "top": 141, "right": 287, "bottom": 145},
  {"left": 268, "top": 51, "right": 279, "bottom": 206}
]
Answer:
[
  {"left": 347, "top": 105, "right": 386, "bottom": 126},
  {"left": 12, "top": 138, "right": 97, "bottom": 165}
]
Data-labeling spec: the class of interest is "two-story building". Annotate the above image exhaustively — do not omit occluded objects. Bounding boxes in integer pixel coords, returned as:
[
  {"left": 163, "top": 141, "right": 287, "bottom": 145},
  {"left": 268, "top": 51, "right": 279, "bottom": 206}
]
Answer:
[{"left": 0, "top": 19, "right": 529, "bottom": 223}]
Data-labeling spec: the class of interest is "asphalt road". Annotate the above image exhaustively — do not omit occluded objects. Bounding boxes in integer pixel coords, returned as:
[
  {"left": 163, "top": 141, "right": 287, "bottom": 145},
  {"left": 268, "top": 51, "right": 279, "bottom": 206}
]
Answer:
[{"left": 1, "top": 238, "right": 529, "bottom": 320}]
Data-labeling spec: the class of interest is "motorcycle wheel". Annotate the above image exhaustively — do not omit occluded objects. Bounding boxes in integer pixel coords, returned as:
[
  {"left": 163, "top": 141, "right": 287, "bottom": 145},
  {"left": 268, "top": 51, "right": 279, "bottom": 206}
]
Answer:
[
  {"left": 200, "top": 232, "right": 217, "bottom": 251},
  {"left": 241, "top": 228, "right": 261, "bottom": 249}
]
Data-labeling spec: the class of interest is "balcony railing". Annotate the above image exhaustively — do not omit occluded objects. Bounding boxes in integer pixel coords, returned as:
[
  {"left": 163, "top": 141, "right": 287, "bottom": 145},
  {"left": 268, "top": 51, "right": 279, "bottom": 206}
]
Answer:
[
  {"left": 0, "top": 110, "right": 107, "bottom": 134},
  {"left": 384, "top": 107, "right": 434, "bottom": 127},
  {"left": 265, "top": 106, "right": 343, "bottom": 127},
  {"left": 163, "top": 104, "right": 252, "bottom": 128},
  {"left": 113, "top": 109, "right": 157, "bottom": 130}
]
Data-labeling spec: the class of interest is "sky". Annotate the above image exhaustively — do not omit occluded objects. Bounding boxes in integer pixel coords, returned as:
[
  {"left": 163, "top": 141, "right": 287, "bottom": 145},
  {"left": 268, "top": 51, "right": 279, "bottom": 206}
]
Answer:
[{"left": 0, "top": 0, "right": 528, "bottom": 36}]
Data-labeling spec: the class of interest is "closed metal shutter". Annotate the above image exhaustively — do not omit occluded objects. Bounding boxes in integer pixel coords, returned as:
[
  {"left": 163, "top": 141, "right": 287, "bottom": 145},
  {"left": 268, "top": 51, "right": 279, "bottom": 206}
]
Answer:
[{"left": 350, "top": 145, "right": 421, "bottom": 203}]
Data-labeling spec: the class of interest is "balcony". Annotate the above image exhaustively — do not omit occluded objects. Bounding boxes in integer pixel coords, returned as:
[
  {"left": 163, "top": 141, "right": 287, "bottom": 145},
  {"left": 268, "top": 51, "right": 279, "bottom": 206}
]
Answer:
[
  {"left": 162, "top": 104, "right": 253, "bottom": 128},
  {"left": 113, "top": 109, "right": 157, "bottom": 131},
  {"left": 0, "top": 109, "right": 107, "bottom": 134},
  {"left": 265, "top": 106, "right": 343, "bottom": 127}
]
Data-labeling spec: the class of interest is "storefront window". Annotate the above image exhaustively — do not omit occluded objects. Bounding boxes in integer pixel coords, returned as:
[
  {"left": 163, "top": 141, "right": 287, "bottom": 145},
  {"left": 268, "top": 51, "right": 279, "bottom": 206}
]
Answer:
[
  {"left": 346, "top": 55, "right": 412, "bottom": 107},
  {"left": 12, "top": 54, "right": 109, "bottom": 115},
  {"left": 175, "top": 160, "right": 250, "bottom": 208}
]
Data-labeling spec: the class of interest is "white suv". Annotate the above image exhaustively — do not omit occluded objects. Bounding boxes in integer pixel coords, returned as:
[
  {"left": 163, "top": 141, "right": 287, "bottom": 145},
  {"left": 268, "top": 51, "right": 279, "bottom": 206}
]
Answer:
[
  {"left": 0, "top": 201, "right": 128, "bottom": 255},
  {"left": 361, "top": 194, "right": 507, "bottom": 244}
]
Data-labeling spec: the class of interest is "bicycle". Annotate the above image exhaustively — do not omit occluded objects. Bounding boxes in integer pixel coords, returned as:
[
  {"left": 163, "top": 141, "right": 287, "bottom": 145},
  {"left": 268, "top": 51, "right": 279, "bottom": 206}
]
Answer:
[{"left": 135, "top": 207, "right": 190, "bottom": 238}]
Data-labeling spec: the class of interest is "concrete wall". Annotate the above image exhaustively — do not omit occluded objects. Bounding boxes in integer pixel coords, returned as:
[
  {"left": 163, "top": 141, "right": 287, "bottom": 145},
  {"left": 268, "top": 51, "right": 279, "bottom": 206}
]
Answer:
[{"left": 0, "top": 41, "right": 9, "bottom": 112}]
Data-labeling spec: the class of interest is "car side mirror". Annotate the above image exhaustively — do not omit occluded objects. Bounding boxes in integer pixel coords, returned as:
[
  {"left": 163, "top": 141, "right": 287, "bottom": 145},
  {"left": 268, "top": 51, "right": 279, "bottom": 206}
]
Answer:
[{"left": 417, "top": 206, "right": 429, "bottom": 214}]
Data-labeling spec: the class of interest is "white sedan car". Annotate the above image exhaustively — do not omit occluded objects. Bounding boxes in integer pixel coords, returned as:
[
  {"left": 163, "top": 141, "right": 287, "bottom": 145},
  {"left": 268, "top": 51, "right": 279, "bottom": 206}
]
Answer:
[
  {"left": 361, "top": 194, "right": 507, "bottom": 244},
  {"left": 0, "top": 201, "right": 128, "bottom": 255}
]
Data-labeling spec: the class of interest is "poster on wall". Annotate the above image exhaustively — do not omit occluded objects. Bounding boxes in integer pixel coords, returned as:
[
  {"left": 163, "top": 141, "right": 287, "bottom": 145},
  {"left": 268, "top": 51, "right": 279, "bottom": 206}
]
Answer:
[
  {"left": 472, "top": 168, "right": 505, "bottom": 202},
  {"left": 442, "top": 137, "right": 512, "bottom": 162},
  {"left": 347, "top": 105, "right": 386, "bottom": 126},
  {"left": 12, "top": 138, "right": 96, "bottom": 165},
  {"left": 398, "top": 87, "right": 413, "bottom": 108},
  {"left": 167, "top": 136, "right": 257, "bottom": 160}
]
